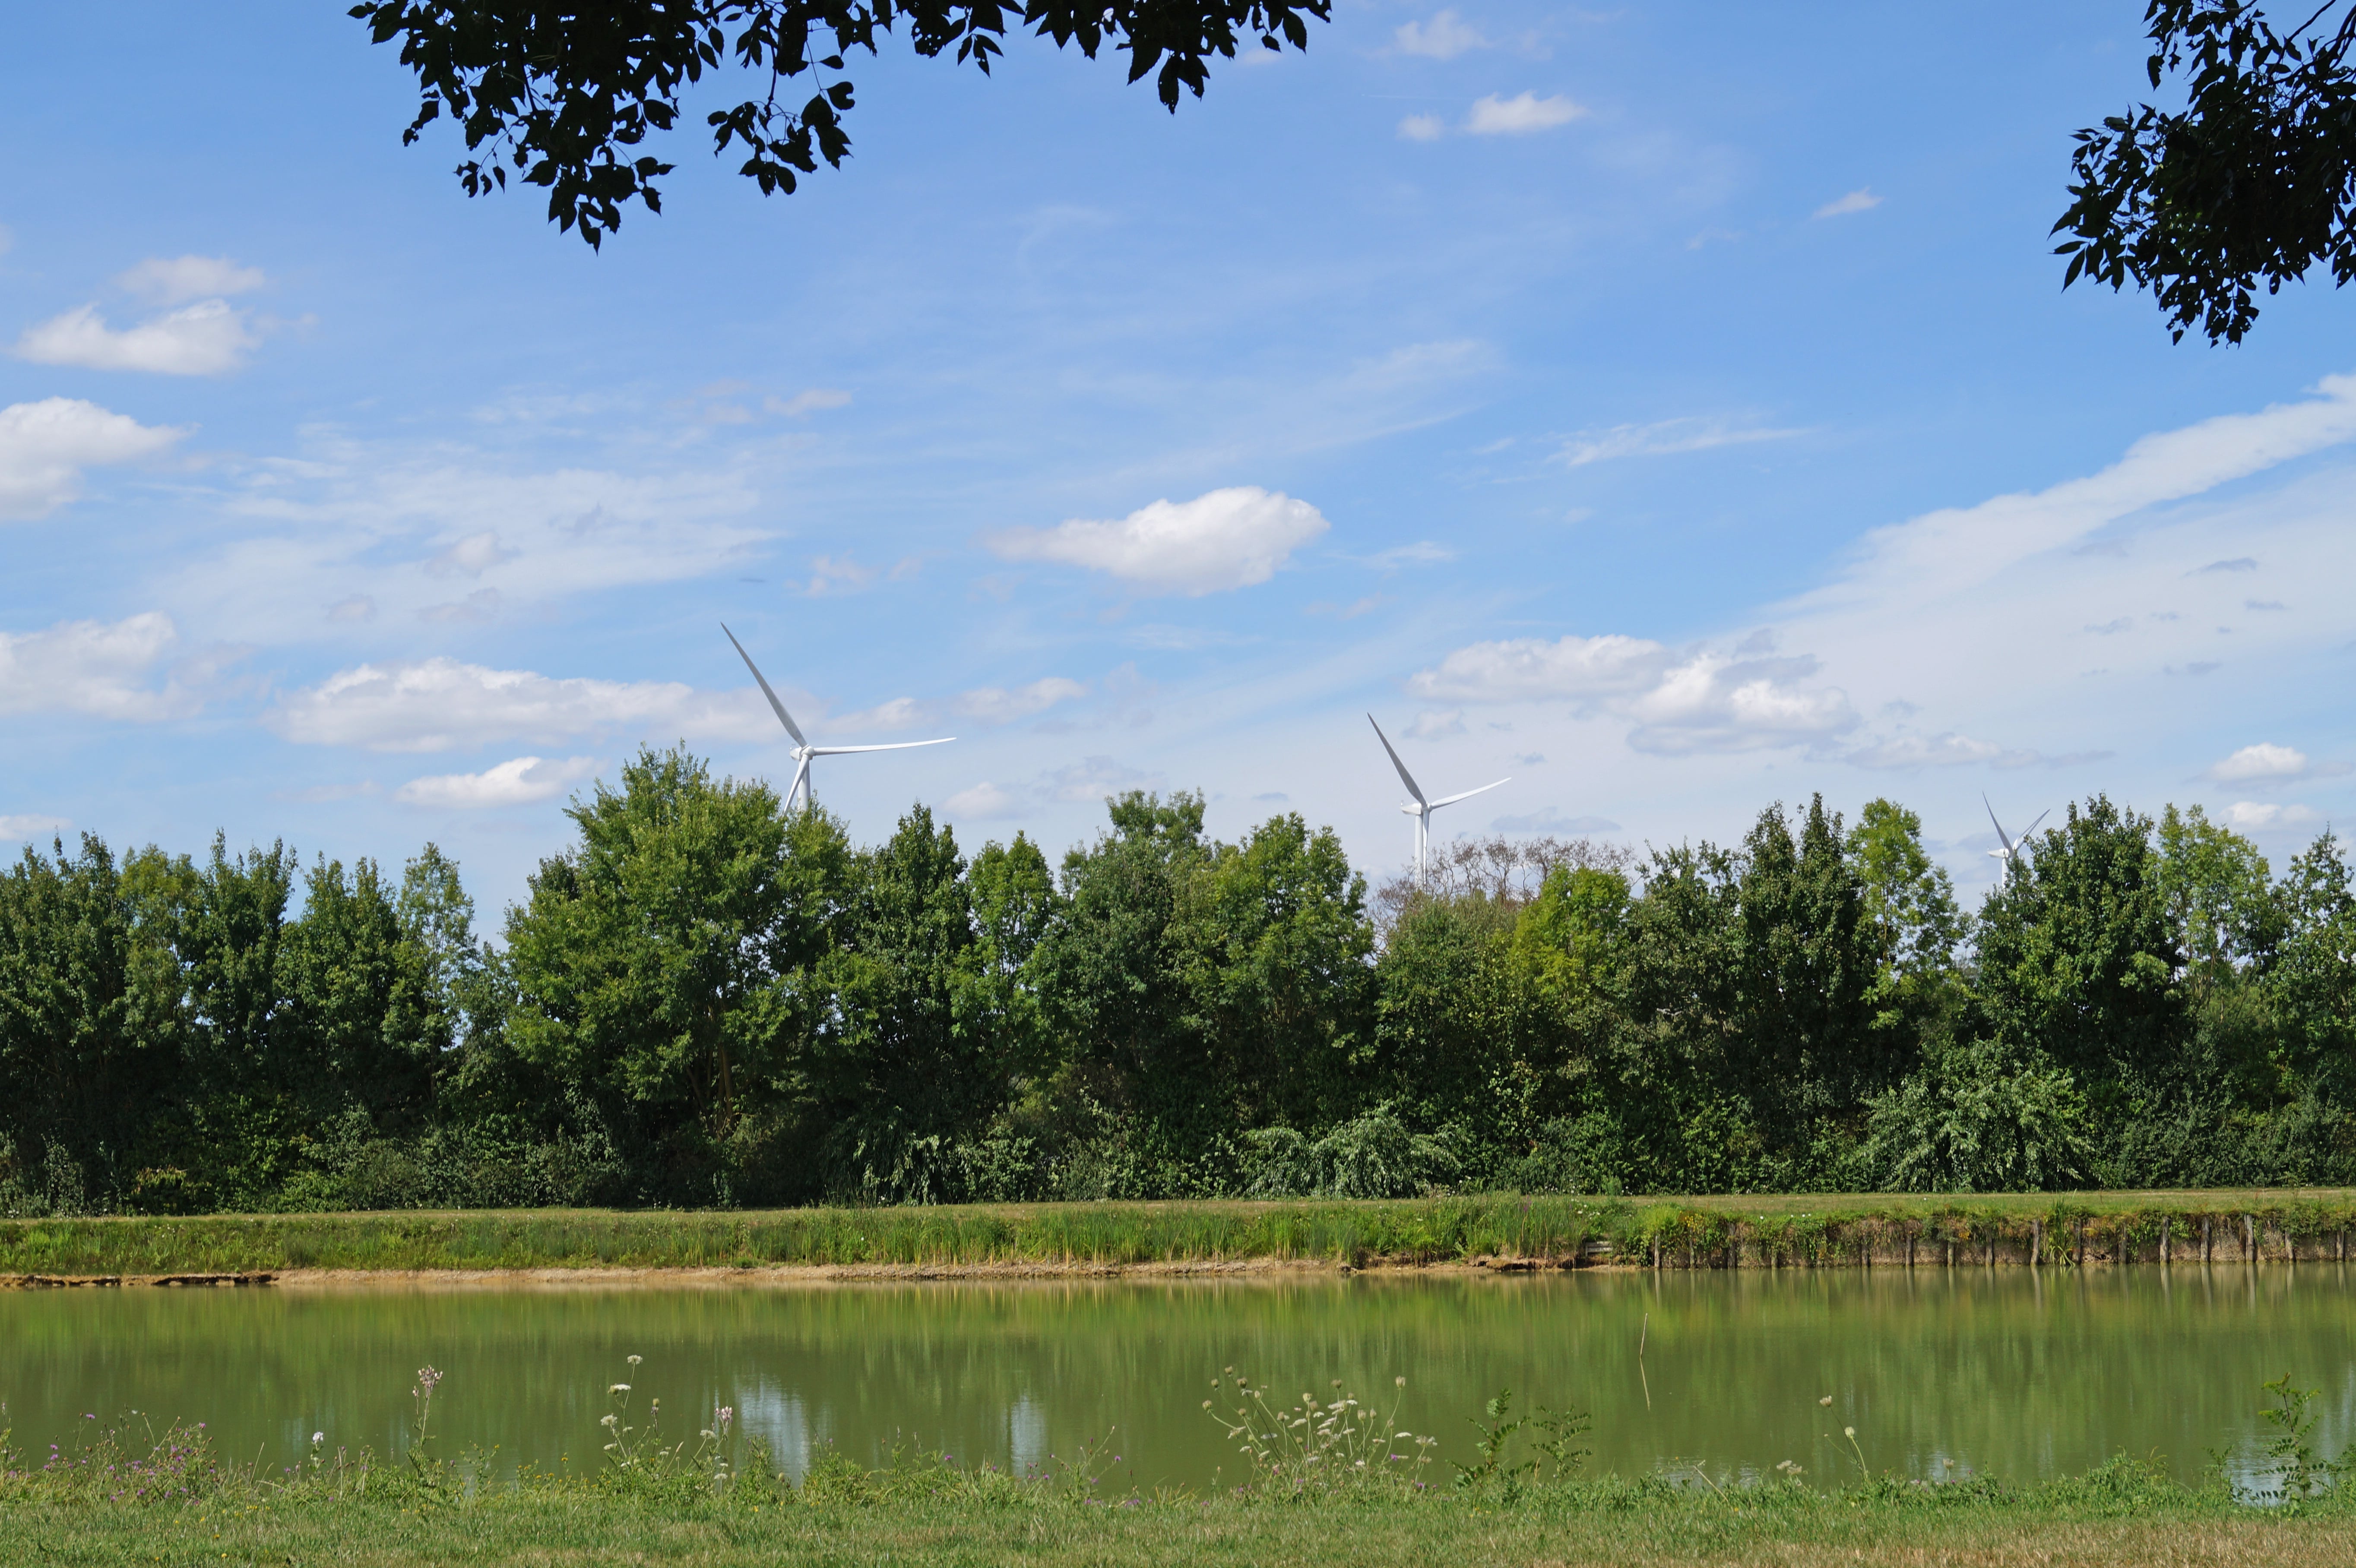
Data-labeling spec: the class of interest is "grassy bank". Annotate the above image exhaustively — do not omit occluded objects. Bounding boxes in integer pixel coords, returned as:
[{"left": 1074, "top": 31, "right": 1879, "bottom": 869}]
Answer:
[
  {"left": 6, "top": 1189, "right": 2356, "bottom": 1280},
  {"left": 4, "top": 1483, "right": 2352, "bottom": 1567}
]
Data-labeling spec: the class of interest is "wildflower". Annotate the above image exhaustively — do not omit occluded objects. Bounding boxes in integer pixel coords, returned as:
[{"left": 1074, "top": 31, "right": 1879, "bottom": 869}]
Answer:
[
  {"left": 610, "top": 1384, "right": 630, "bottom": 1394},
  {"left": 1818, "top": 1395, "right": 1833, "bottom": 1407},
  {"left": 1845, "top": 1426, "right": 1856, "bottom": 1439},
  {"left": 311, "top": 1432, "right": 324, "bottom": 1445},
  {"left": 627, "top": 1355, "right": 643, "bottom": 1366},
  {"left": 1395, "top": 1376, "right": 1406, "bottom": 1388}
]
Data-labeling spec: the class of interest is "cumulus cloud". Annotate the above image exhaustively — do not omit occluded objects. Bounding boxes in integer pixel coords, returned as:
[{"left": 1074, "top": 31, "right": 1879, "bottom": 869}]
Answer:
[
  {"left": 1409, "top": 633, "right": 1671, "bottom": 702},
  {"left": 1813, "top": 188, "right": 1881, "bottom": 218},
  {"left": 1465, "top": 92, "right": 1586, "bottom": 135},
  {"left": 269, "top": 658, "right": 768, "bottom": 753},
  {"left": 2226, "top": 801, "right": 2322, "bottom": 830},
  {"left": 1560, "top": 415, "right": 1802, "bottom": 467},
  {"left": 16, "top": 299, "right": 258, "bottom": 375},
  {"left": 115, "top": 255, "right": 266, "bottom": 306},
  {"left": 1408, "top": 633, "right": 1854, "bottom": 756},
  {"left": 1395, "top": 10, "right": 1488, "bottom": 57},
  {"left": 396, "top": 756, "right": 598, "bottom": 809},
  {"left": 986, "top": 486, "right": 1329, "bottom": 596},
  {"left": 0, "top": 397, "right": 183, "bottom": 519},
  {"left": 1398, "top": 114, "right": 1447, "bottom": 142},
  {"left": 2209, "top": 742, "right": 2315, "bottom": 782},
  {"left": 0, "top": 612, "right": 184, "bottom": 720},
  {"left": 1621, "top": 651, "right": 1857, "bottom": 755}
]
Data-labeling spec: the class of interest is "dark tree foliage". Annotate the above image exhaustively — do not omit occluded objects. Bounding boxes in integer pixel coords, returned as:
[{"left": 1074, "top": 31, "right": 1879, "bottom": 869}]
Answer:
[
  {"left": 2057, "top": 1, "right": 2356, "bottom": 342},
  {"left": 349, "top": 0, "right": 1333, "bottom": 246},
  {"left": 8, "top": 780, "right": 2356, "bottom": 1212}
]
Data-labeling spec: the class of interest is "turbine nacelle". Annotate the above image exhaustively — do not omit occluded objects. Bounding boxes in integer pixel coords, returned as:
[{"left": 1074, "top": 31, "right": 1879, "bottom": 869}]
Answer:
[
  {"left": 722, "top": 623, "right": 954, "bottom": 813},
  {"left": 1367, "top": 714, "right": 1509, "bottom": 885},
  {"left": 1983, "top": 793, "right": 2050, "bottom": 880}
]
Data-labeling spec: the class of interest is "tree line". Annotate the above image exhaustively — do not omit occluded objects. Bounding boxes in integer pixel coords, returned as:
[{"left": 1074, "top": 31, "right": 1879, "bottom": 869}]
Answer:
[{"left": 3, "top": 744, "right": 2351, "bottom": 1214}]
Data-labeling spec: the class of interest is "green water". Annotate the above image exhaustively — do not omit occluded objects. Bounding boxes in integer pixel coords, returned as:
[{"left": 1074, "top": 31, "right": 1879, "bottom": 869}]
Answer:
[{"left": 3, "top": 1268, "right": 2349, "bottom": 1489}]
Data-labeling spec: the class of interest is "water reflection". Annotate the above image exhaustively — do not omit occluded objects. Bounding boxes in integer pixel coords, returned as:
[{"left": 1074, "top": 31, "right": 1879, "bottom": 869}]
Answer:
[{"left": 1, "top": 1265, "right": 2347, "bottom": 1489}]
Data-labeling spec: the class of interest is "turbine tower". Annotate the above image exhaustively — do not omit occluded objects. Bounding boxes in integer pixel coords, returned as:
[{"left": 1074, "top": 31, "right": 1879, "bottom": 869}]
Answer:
[
  {"left": 1983, "top": 793, "right": 2050, "bottom": 881},
  {"left": 1368, "top": 714, "right": 1510, "bottom": 885},
  {"left": 722, "top": 624, "right": 953, "bottom": 814}
]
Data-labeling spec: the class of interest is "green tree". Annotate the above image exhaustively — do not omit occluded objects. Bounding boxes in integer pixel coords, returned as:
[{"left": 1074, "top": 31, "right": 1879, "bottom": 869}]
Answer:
[
  {"left": 351, "top": 0, "right": 1333, "bottom": 247},
  {"left": 2267, "top": 828, "right": 2356, "bottom": 1100},
  {"left": 1727, "top": 796, "right": 1881, "bottom": 1154},
  {"left": 0, "top": 836, "right": 184, "bottom": 1208},
  {"left": 811, "top": 804, "right": 994, "bottom": 1201},
  {"left": 1975, "top": 796, "right": 2186, "bottom": 1135},
  {"left": 504, "top": 746, "right": 835, "bottom": 1193},
  {"left": 1173, "top": 812, "right": 1374, "bottom": 1131}
]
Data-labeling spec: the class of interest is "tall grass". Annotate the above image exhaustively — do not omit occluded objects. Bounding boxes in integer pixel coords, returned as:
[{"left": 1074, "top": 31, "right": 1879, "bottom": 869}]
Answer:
[{"left": 4, "top": 1189, "right": 2355, "bottom": 1277}]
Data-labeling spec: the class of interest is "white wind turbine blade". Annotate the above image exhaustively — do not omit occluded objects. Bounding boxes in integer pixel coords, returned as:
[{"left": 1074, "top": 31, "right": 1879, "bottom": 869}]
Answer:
[
  {"left": 784, "top": 755, "right": 811, "bottom": 810},
  {"left": 2022, "top": 809, "right": 2051, "bottom": 840},
  {"left": 1982, "top": 793, "right": 2014, "bottom": 857},
  {"left": 721, "top": 623, "right": 808, "bottom": 747},
  {"left": 1367, "top": 715, "right": 1428, "bottom": 806},
  {"left": 805, "top": 737, "right": 956, "bottom": 756},
  {"left": 1428, "top": 777, "right": 1510, "bottom": 811}
]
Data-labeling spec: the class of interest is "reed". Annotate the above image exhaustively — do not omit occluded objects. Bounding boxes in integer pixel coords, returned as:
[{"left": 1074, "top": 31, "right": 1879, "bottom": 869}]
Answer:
[{"left": 5, "top": 1189, "right": 2355, "bottom": 1279}]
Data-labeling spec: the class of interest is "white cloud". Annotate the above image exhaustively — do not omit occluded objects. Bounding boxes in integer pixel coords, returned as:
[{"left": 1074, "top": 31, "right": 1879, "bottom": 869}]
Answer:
[
  {"left": 1813, "top": 188, "right": 1881, "bottom": 218},
  {"left": 396, "top": 755, "right": 598, "bottom": 809},
  {"left": 1395, "top": 10, "right": 1488, "bottom": 58},
  {"left": 985, "top": 486, "right": 1329, "bottom": 596},
  {"left": 418, "top": 589, "right": 501, "bottom": 624},
  {"left": 2210, "top": 742, "right": 2312, "bottom": 782},
  {"left": 1560, "top": 416, "right": 1803, "bottom": 467},
  {"left": 0, "top": 612, "right": 184, "bottom": 720},
  {"left": 326, "top": 595, "right": 377, "bottom": 623},
  {"left": 1398, "top": 114, "right": 1447, "bottom": 142},
  {"left": 943, "top": 782, "right": 1023, "bottom": 820},
  {"left": 1409, "top": 633, "right": 1670, "bottom": 702},
  {"left": 115, "top": 255, "right": 266, "bottom": 306},
  {"left": 1844, "top": 732, "right": 2039, "bottom": 769},
  {"left": 1464, "top": 92, "right": 1586, "bottom": 136},
  {"left": 425, "top": 531, "right": 517, "bottom": 578},
  {"left": 0, "top": 397, "right": 183, "bottom": 519},
  {"left": 269, "top": 658, "right": 768, "bottom": 753},
  {"left": 1406, "top": 710, "right": 1466, "bottom": 739},
  {"left": 766, "top": 388, "right": 852, "bottom": 417},
  {"left": 955, "top": 678, "right": 1088, "bottom": 723},
  {"left": 2226, "top": 801, "right": 2322, "bottom": 830},
  {"left": 806, "top": 554, "right": 876, "bottom": 596},
  {"left": 16, "top": 299, "right": 258, "bottom": 375},
  {"left": 0, "top": 813, "right": 71, "bottom": 841},
  {"left": 1622, "top": 651, "right": 1857, "bottom": 755},
  {"left": 1044, "top": 755, "right": 1159, "bottom": 802}
]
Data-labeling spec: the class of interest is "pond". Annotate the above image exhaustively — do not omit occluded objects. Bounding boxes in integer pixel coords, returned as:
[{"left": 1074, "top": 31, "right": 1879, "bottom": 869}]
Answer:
[{"left": 4, "top": 1267, "right": 2349, "bottom": 1489}]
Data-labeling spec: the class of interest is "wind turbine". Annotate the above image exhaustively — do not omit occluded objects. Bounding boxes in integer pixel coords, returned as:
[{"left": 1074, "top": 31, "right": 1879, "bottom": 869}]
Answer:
[
  {"left": 1368, "top": 714, "right": 1510, "bottom": 885},
  {"left": 722, "top": 624, "right": 953, "bottom": 814},
  {"left": 1983, "top": 793, "right": 2050, "bottom": 881}
]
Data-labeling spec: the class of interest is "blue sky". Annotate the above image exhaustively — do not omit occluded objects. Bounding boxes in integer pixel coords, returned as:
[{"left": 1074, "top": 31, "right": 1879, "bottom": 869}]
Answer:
[{"left": 3, "top": 1, "right": 2351, "bottom": 911}]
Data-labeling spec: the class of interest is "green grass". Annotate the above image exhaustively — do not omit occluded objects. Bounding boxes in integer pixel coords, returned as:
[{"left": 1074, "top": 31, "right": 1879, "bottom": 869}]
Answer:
[
  {"left": 3, "top": 1466, "right": 2351, "bottom": 1567},
  {"left": 5, "top": 1189, "right": 2354, "bottom": 1278}
]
